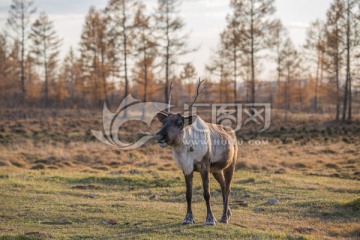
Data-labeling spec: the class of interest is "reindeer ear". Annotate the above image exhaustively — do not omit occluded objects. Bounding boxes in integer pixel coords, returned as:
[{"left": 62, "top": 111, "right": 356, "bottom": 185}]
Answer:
[
  {"left": 157, "top": 112, "right": 168, "bottom": 122},
  {"left": 182, "top": 115, "right": 197, "bottom": 127}
]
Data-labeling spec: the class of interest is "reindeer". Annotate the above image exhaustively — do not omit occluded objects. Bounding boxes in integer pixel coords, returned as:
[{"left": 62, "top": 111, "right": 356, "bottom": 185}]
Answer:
[{"left": 155, "top": 80, "right": 238, "bottom": 226}]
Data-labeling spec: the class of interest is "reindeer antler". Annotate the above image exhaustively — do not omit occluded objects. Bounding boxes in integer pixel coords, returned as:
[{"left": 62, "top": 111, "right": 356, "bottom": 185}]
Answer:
[
  {"left": 167, "top": 81, "right": 173, "bottom": 112},
  {"left": 182, "top": 78, "right": 205, "bottom": 113},
  {"left": 154, "top": 103, "right": 166, "bottom": 113}
]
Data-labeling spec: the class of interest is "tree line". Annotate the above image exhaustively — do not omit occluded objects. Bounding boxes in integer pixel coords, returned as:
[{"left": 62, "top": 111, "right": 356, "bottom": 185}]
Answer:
[
  {"left": 208, "top": 0, "right": 360, "bottom": 125},
  {"left": 0, "top": 0, "right": 193, "bottom": 108},
  {"left": 0, "top": 0, "right": 359, "bottom": 125}
]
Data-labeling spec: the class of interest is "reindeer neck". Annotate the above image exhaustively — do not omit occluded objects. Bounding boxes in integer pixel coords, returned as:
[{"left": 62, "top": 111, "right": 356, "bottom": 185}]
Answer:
[{"left": 172, "top": 116, "right": 205, "bottom": 150}]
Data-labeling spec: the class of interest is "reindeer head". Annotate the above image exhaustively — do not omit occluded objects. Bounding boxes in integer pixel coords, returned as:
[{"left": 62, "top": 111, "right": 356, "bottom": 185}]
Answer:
[{"left": 155, "top": 79, "right": 205, "bottom": 148}]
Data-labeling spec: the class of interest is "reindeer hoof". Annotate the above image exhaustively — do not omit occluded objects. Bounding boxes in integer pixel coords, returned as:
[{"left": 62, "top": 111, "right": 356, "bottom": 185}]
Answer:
[
  {"left": 205, "top": 216, "right": 216, "bottom": 226},
  {"left": 183, "top": 214, "right": 195, "bottom": 225},
  {"left": 182, "top": 219, "right": 195, "bottom": 225},
  {"left": 205, "top": 220, "right": 216, "bottom": 226},
  {"left": 220, "top": 217, "right": 228, "bottom": 224}
]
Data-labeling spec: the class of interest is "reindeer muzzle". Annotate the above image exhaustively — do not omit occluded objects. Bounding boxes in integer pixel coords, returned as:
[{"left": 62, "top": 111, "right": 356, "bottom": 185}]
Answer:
[{"left": 155, "top": 133, "right": 168, "bottom": 148}]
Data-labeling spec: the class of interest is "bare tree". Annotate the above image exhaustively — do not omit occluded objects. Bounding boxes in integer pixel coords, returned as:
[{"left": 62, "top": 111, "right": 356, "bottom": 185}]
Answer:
[
  {"left": 154, "top": 0, "right": 195, "bottom": 107},
  {"left": 29, "top": 12, "right": 61, "bottom": 106},
  {"left": 79, "top": 7, "right": 114, "bottom": 104},
  {"left": 206, "top": 40, "right": 232, "bottom": 103},
  {"left": 105, "top": 0, "right": 137, "bottom": 103},
  {"left": 325, "top": 0, "right": 345, "bottom": 122},
  {"left": 180, "top": 63, "right": 197, "bottom": 101},
  {"left": 0, "top": 33, "right": 11, "bottom": 102},
  {"left": 342, "top": 0, "right": 359, "bottom": 124},
  {"left": 279, "top": 38, "right": 301, "bottom": 122},
  {"left": 58, "top": 48, "right": 82, "bottom": 105},
  {"left": 6, "top": 0, "right": 36, "bottom": 100},
  {"left": 229, "top": 0, "right": 276, "bottom": 103},
  {"left": 270, "top": 20, "right": 288, "bottom": 106},
  {"left": 0, "top": 32, "right": 20, "bottom": 105},
  {"left": 222, "top": 12, "right": 246, "bottom": 103},
  {"left": 132, "top": 3, "right": 158, "bottom": 103},
  {"left": 304, "top": 20, "right": 327, "bottom": 112}
]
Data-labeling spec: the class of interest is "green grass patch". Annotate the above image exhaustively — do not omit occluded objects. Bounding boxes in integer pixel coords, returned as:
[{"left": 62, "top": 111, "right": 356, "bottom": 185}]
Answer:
[{"left": 0, "top": 167, "right": 359, "bottom": 239}]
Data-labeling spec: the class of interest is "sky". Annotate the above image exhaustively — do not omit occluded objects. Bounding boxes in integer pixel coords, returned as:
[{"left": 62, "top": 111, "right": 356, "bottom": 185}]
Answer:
[{"left": 0, "top": 0, "right": 333, "bottom": 79}]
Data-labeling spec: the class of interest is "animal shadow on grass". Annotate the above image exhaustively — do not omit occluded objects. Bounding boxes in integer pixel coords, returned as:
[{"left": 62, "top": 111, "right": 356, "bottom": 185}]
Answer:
[
  {"left": 47, "top": 176, "right": 181, "bottom": 189},
  {"left": 120, "top": 222, "right": 207, "bottom": 236}
]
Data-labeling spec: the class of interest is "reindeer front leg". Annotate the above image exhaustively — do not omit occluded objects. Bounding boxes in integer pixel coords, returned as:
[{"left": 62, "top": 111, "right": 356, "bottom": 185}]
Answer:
[
  {"left": 200, "top": 169, "right": 216, "bottom": 226},
  {"left": 183, "top": 172, "right": 194, "bottom": 224}
]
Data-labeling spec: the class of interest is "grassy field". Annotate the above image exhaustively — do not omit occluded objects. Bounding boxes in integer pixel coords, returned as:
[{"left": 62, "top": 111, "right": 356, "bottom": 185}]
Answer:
[{"left": 0, "top": 109, "right": 359, "bottom": 239}]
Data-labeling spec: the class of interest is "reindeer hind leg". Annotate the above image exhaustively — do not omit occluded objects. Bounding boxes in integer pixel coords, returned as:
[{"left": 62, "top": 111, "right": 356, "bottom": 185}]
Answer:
[
  {"left": 212, "top": 171, "right": 228, "bottom": 223},
  {"left": 223, "top": 159, "right": 236, "bottom": 222}
]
